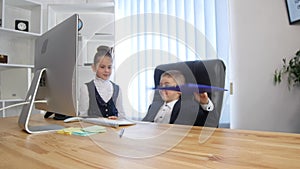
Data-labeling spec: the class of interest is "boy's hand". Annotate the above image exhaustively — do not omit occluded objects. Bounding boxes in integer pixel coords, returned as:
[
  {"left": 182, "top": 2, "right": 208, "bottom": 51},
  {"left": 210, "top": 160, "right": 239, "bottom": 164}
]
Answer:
[{"left": 193, "top": 92, "right": 209, "bottom": 104}]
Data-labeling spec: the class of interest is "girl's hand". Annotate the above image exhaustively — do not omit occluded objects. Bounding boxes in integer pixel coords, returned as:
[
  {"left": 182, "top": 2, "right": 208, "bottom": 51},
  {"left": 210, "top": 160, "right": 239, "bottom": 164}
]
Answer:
[
  {"left": 108, "top": 116, "right": 118, "bottom": 120},
  {"left": 193, "top": 92, "right": 209, "bottom": 104}
]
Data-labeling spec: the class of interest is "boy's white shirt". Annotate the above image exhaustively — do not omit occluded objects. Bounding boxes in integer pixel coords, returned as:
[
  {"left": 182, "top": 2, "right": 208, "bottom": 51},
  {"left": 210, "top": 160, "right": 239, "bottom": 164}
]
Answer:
[
  {"left": 154, "top": 97, "right": 214, "bottom": 124},
  {"left": 154, "top": 99, "right": 178, "bottom": 123},
  {"left": 200, "top": 98, "right": 214, "bottom": 111}
]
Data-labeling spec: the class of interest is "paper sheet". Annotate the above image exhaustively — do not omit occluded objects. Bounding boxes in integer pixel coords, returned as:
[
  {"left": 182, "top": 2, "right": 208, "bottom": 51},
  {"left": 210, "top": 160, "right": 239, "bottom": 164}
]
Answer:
[{"left": 57, "top": 125, "right": 106, "bottom": 136}]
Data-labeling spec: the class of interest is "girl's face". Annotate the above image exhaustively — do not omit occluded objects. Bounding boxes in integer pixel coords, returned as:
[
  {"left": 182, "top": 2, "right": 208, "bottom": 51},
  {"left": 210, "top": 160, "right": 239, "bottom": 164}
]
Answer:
[
  {"left": 92, "top": 56, "right": 112, "bottom": 80},
  {"left": 159, "top": 76, "right": 181, "bottom": 103}
]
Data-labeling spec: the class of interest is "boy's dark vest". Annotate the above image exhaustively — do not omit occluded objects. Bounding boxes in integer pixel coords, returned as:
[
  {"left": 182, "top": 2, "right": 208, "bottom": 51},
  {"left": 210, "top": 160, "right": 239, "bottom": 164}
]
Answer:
[{"left": 86, "top": 80, "right": 119, "bottom": 117}]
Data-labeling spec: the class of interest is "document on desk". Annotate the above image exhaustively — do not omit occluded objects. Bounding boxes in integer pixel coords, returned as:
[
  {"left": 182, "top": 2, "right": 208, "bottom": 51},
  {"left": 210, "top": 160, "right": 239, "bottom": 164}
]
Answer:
[
  {"left": 82, "top": 118, "right": 136, "bottom": 127},
  {"left": 153, "top": 83, "right": 227, "bottom": 93},
  {"left": 57, "top": 125, "right": 106, "bottom": 136}
]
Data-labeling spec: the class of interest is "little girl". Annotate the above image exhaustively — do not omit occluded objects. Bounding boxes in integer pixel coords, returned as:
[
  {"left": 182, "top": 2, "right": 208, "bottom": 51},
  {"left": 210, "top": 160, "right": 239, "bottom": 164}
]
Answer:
[{"left": 78, "top": 46, "right": 124, "bottom": 119}]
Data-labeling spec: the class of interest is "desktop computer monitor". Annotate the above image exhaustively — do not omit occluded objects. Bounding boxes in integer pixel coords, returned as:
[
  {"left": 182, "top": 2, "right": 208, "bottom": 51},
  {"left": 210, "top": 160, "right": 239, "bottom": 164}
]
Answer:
[{"left": 19, "top": 14, "right": 79, "bottom": 134}]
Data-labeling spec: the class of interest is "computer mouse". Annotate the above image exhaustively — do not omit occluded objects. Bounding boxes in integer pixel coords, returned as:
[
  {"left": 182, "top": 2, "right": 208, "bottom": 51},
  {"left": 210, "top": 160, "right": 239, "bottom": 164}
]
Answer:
[{"left": 63, "top": 117, "right": 83, "bottom": 123}]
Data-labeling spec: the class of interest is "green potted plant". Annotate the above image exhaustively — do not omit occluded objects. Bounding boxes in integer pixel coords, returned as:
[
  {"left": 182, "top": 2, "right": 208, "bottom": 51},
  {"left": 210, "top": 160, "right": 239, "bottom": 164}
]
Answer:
[{"left": 274, "top": 49, "right": 300, "bottom": 89}]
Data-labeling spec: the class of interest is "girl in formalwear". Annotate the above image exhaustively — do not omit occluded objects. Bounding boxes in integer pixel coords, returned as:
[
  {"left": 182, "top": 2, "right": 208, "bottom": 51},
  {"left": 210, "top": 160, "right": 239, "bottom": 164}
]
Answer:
[{"left": 78, "top": 46, "right": 125, "bottom": 119}]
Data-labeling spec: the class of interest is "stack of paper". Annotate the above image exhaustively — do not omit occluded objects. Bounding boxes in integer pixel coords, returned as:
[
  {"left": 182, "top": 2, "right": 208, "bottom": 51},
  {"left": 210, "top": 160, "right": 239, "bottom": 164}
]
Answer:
[{"left": 57, "top": 125, "right": 106, "bottom": 136}]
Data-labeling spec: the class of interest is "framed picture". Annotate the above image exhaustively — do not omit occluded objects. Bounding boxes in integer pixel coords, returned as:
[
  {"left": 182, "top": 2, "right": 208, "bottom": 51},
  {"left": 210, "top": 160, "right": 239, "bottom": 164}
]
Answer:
[{"left": 286, "top": 0, "right": 300, "bottom": 24}]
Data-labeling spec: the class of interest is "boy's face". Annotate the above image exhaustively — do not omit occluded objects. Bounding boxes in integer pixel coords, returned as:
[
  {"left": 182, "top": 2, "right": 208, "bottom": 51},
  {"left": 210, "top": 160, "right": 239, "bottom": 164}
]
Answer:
[{"left": 159, "top": 75, "right": 181, "bottom": 103}]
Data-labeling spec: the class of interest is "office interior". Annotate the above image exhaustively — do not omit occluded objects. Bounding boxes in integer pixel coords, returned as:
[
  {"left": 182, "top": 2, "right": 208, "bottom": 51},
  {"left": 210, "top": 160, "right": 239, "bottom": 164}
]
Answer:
[{"left": 0, "top": 0, "right": 300, "bottom": 135}]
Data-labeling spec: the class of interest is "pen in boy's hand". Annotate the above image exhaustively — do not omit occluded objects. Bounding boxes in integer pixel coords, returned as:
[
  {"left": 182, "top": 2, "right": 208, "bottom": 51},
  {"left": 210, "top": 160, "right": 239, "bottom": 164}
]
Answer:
[{"left": 119, "top": 128, "right": 125, "bottom": 138}]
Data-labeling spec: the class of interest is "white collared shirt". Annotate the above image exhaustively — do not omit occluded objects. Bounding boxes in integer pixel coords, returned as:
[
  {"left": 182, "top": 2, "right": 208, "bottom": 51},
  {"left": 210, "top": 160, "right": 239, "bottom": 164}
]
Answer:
[
  {"left": 153, "top": 98, "right": 214, "bottom": 124},
  {"left": 154, "top": 99, "right": 178, "bottom": 123},
  {"left": 78, "top": 76, "right": 125, "bottom": 118},
  {"left": 93, "top": 76, "right": 113, "bottom": 103},
  {"left": 200, "top": 98, "right": 214, "bottom": 111}
]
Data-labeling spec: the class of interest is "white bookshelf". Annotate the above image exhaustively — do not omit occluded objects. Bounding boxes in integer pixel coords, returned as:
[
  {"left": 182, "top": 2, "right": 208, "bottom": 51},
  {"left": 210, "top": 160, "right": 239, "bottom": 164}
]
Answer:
[
  {"left": 0, "top": 0, "right": 42, "bottom": 117},
  {"left": 1, "top": 0, "right": 42, "bottom": 34}
]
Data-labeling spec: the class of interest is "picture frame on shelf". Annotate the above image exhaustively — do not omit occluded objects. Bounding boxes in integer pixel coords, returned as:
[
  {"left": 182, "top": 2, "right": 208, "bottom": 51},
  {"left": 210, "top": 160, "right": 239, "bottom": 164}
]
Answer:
[
  {"left": 15, "top": 20, "right": 29, "bottom": 32},
  {"left": 0, "top": 54, "right": 8, "bottom": 64},
  {"left": 286, "top": 0, "right": 300, "bottom": 24}
]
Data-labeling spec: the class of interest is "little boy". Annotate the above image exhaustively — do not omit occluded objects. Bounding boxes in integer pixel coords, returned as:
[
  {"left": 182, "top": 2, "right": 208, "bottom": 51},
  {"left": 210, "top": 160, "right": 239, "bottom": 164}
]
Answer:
[{"left": 143, "top": 70, "right": 214, "bottom": 126}]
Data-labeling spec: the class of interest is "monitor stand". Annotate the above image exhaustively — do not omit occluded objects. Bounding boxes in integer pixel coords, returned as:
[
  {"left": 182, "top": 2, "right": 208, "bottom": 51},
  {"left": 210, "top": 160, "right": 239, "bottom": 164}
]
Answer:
[{"left": 18, "top": 68, "right": 64, "bottom": 134}]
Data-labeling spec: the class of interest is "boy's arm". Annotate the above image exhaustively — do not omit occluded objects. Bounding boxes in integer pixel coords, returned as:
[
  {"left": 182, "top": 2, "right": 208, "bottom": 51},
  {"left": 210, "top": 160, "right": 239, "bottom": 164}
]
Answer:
[{"left": 193, "top": 92, "right": 214, "bottom": 111}]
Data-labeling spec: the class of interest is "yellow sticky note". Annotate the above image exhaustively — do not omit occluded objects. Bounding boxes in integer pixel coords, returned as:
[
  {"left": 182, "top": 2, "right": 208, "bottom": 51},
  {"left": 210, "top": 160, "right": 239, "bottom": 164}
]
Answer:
[
  {"left": 57, "top": 126, "right": 106, "bottom": 136},
  {"left": 57, "top": 127, "right": 82, "bottom": 135}
]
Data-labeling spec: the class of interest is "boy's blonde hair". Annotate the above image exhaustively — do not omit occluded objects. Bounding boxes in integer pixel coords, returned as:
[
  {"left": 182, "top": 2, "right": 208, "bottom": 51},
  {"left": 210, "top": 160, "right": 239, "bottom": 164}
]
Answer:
[{"left": 161, "top": 70, "right": 186, "bottom": 86}]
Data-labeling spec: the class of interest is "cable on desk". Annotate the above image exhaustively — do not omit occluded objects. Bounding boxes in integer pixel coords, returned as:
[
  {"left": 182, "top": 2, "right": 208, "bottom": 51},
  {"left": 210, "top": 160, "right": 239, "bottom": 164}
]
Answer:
[{"left": 0, "top": 100, "right": 47, "bottom": 112}]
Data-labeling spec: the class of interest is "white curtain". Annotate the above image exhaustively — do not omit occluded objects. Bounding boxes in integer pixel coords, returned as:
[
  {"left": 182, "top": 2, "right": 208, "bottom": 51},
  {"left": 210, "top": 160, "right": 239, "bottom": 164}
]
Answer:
[{"left": 114, "top": 0, "right": 230, "bottom": 124}]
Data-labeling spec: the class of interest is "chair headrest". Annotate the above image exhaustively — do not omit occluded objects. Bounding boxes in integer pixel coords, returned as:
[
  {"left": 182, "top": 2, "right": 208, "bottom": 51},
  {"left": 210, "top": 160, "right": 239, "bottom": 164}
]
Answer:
[{"left": 154, "top": 59, "right": 226, "bottom": 88}]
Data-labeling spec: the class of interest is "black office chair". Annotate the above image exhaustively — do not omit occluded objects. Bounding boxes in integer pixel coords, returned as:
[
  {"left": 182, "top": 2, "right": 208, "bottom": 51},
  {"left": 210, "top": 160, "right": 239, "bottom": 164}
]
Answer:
[{"left": 151, "top": 59, "right": 226, "bottom": 127}]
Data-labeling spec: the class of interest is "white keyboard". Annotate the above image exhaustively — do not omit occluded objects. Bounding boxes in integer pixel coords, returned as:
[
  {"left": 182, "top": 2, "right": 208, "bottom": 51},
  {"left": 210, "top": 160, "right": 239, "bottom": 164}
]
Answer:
[{"left": 82, "top": 118, "right": 136, "bottom": 128}]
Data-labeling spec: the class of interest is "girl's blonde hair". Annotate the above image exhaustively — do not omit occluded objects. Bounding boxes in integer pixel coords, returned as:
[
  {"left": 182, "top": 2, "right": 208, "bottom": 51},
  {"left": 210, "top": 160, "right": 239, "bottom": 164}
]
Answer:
[{"left": 93, "top": 46, "right": 114, "bottom": 65}]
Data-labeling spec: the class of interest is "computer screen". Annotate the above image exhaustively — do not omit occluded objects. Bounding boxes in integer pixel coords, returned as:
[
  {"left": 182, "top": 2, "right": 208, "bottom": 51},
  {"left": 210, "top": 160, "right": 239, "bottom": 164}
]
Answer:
[{"left": 19, "top": 14, "right": 79, "bottom": 134}]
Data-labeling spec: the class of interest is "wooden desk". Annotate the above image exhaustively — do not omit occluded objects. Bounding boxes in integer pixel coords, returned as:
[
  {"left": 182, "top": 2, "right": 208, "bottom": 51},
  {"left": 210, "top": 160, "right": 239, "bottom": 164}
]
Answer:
[{"left": 1, "top": 115, "right": 300, "bottom": 169}]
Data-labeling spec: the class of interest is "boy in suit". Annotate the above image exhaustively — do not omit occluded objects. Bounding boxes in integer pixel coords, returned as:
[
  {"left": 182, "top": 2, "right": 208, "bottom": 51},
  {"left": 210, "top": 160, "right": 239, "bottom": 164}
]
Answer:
[{"left": 143, "top": 70, "right": 214, "bottom": 126}]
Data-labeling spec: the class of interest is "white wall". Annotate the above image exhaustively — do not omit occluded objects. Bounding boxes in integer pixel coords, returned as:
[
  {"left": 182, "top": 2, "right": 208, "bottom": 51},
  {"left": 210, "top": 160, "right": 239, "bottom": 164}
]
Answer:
[
  {"left": 33, "top": 0, "right": 300, "bottom": 133},
  {"left": 229, "top": 0, "right": 300, "bottom": 133}
]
